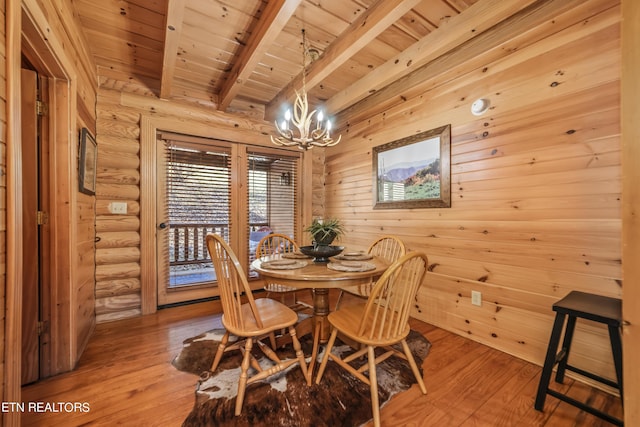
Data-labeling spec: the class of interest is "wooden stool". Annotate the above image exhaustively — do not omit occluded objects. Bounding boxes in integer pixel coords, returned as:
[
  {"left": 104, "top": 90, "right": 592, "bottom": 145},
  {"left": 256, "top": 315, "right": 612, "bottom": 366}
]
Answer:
[{"left": 534, "top": 291, "right": 623, "bottom": 426}]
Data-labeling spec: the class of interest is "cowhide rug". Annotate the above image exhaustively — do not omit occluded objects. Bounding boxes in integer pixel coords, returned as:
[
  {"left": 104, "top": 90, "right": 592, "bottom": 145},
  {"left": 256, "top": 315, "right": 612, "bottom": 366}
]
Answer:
[{"left": 172, "top": 325, "right": 431, "bottom": 427}]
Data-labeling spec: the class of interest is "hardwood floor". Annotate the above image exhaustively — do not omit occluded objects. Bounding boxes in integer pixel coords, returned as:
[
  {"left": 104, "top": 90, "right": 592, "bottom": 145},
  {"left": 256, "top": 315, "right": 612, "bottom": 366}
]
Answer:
[{"left": 21, "top": 292, "right": 623, "bottom": 426}]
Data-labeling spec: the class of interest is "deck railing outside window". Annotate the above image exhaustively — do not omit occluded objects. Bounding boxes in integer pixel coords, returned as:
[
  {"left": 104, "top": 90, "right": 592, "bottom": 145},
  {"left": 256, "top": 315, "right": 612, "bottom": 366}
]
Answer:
[{"left": 168, "top": 222, "right": 267, "bottom": 287}]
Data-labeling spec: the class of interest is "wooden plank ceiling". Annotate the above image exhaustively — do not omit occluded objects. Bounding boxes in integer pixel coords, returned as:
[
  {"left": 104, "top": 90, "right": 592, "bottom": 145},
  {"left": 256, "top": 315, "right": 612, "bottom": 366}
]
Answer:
[{"left": 73, "top": 0, "right": 493, "bottom": 119}]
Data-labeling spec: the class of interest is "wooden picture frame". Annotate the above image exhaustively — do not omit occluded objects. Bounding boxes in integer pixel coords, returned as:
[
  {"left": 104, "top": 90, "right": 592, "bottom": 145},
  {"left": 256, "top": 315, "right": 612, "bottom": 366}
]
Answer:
[
  {"left": 79, "top": 127, "right": 97, "bottom": 195},
  {"left": 373, "top": 124, "right": 451, "bottom": 209}
]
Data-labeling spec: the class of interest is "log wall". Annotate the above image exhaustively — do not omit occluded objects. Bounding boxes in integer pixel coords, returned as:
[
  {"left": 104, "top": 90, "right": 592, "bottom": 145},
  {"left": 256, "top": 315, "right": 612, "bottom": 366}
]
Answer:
[
  {"left": 94, "top": 89, "right": 285, "bottom": 322},
  {"left": 324, "top": 0, "right": 622, "bottom": 383},
  {"left": 94, "top": 90, "right": 143, "bottom": 323}
]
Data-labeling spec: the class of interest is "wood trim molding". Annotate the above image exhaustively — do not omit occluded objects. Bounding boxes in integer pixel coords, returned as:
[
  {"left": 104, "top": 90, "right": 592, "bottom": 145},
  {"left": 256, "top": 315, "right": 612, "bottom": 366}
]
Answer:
[
  {"left": 621, "top": 0, "right": 639, "bottom": 424},
  {"left": 5, "top": 0, "right": 24, "bottom": 423},
  {"left": 140, "top": 115, "right": 158, "bottom": 315}
]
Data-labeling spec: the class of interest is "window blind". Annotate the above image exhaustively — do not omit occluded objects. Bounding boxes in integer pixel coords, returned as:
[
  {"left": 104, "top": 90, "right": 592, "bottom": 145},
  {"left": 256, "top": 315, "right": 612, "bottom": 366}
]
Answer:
[
  {"left": 248, "top": 150, "right": 300, "bottom": 270},
  {"left": 164, "top": 139, "right": 232, "bottom": 287}
]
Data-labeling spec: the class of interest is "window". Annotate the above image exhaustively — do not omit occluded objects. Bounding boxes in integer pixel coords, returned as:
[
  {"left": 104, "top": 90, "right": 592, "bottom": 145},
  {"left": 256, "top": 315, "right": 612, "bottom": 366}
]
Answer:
[
  {"left": 247, "top": 150, "right": 300, "bottom": 275},
  {"left": 156, "top": 133, "right": 302, "bottom": 305}
]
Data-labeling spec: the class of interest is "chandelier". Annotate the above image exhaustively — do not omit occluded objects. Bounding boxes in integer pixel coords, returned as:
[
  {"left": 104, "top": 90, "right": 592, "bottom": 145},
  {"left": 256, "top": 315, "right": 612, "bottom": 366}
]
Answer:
[{"left": 271, "top": 29, "right": 341, "bottom": 150}]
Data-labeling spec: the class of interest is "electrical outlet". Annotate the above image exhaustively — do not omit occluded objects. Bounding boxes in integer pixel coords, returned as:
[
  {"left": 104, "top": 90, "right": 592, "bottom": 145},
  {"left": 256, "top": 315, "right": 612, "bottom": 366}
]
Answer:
[
  {"left": 109, "top": 202, "right": 128, "bottom": 214},
  {"left": 471, "top": 290, "right": 482, "bottom": 306}
]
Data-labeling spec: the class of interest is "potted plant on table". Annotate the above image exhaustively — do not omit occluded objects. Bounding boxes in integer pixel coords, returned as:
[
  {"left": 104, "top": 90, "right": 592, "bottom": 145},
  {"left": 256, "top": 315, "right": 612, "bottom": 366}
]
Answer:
[
  {"left": 301, "top": 218, "right": 346, "bottom": 262},
  {"left": 305, "top": 218, "right": 345, "bottom": 246}
]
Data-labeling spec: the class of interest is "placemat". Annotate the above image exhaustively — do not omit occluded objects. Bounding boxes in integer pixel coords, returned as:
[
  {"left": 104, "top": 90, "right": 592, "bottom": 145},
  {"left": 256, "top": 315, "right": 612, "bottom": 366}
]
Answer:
[
  {"left": 261, "top": 259, "right": 308, "bottom": 270},
  {"left": 282, "top": 252, "right": 312, "bottom": 259},
  {"left": 333, "top": 252, "right": 373, "bottom": 261},
  {"left": 327, "top": 260, "right": 376, "bottom": 272}
]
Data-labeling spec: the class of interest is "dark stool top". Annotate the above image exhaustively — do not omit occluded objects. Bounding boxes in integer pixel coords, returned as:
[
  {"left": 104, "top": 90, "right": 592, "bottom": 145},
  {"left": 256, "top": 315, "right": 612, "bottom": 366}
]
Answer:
[{"left": 553, "top": 291, "right": 621, "bottom": 326}]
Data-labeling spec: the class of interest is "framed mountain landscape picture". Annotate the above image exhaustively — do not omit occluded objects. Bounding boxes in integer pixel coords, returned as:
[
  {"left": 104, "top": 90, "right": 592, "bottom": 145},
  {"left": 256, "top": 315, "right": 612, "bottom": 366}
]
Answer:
[{"left": 373, "top": 124, "right": 451, "bottom": 209}]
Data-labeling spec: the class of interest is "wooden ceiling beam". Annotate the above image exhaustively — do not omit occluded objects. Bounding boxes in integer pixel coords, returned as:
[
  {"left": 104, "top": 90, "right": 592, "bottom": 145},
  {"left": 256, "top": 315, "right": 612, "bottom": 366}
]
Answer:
[
  {"left": 325, "top": 0, "right": 539, "bottom": 116},
  {"left": 160, "top": 0, "right": 186, "bottom": 99},
  {"left": 265, "top": 0, "right": 422, "bottom": 121},
  {"left": 218, "top": 0, "right": 303, "bottom": 111},
  {"left": 336, "top": 0, "right": 589, "bottom": 125}
]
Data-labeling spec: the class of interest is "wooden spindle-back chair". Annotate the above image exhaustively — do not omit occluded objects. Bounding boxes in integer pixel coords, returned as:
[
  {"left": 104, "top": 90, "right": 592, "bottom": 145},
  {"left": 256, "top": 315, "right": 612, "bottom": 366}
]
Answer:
[
  {"left": 315, "top": 251, "right": 429, "bottom": 427},
  {"left": 256, "top": 233, "right": 312, "bottom": 306},
  {"left": 205, "top": 233, "right": 309, "bottom": 416},
  {"left": 335, "top": 235, "right": 406, "bottom": 309}
]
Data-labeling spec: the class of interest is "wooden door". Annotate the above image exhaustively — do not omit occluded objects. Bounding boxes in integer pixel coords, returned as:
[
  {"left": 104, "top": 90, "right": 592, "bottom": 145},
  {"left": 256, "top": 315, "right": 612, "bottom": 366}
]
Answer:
[{"left": 21, "top": 68, "right": 40, "bottom": 385}]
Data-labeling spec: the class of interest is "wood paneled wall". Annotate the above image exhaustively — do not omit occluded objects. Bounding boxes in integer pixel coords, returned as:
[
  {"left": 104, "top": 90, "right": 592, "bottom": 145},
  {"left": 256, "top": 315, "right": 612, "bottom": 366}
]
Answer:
[{"left": 324, "top": 0, "right": 622, "bottom": 383}]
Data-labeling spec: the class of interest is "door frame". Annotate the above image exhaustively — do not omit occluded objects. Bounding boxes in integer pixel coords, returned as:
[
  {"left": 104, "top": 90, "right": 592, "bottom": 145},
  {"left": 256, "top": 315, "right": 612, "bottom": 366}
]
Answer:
[
  {"left": 140, "top": 115, "right": 312, "bottom": 313},
  {"left": 155, "top": 136, "right": 232, "bottom": 306},
  {"left": 141, "top": 116, "right": 242, "bottom": 313},
  {"left": 6, "top": 2, "right": 78, "bottom": 421}
]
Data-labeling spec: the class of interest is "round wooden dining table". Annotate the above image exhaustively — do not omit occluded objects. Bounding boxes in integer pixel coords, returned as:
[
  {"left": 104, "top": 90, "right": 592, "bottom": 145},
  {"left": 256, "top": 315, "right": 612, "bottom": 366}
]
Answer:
[
  {"left": 251, "top": 255, "right": 389, "bottom": 340},
  {"left": 251, "top": 255, "right": 389, "bottom": 384}
]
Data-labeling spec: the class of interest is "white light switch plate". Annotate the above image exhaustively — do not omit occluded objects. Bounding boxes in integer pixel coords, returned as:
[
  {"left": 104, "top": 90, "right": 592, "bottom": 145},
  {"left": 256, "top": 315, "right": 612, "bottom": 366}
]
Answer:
[
  {"left": 471, "top": 290, "right": 482, "bottom": 306},
  {"left": 109, "top": 202, "right": 128, "bottom": 214}
]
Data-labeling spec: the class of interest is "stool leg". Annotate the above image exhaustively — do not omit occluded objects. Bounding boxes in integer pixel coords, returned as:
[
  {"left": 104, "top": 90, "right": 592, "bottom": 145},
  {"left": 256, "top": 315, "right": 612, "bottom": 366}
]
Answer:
[
  {"left": 555, "top": 315, "right": 577, "bottom": 383},
  {"left": 535, "top": 312, "right": 566, "bottom": 411},
  {"left": 608, "top": 325, "right": 624, "bottom": 403}
]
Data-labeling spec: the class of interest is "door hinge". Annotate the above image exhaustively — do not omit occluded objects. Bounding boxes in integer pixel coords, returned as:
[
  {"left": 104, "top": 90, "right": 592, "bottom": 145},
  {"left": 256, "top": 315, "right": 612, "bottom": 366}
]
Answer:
[
  {"left": 36, "top": 100, "right": 48, "bottom": 116},
  {"left": 37, "top": 321, "right": 49, "bottom": 336},
  {"left": 36, "top": 210, "right": 49, "bottom": 225}
]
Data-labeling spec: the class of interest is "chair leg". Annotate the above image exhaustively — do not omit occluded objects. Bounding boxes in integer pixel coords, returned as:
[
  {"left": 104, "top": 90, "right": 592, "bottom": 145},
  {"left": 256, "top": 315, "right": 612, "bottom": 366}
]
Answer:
[
  {"left": 555, "top": 315, "right": 577, "bottom": 383},
  {"left": 235, "top": 337, "right": 254, "bottom": 416},
  {"left": 268, "top": 332, "right": 277, "bottom": 350},
  {"left": 289, "top": 326, "right": 310, "bottom": 385},
  {"left": 307, "top": 317, "right": 322, "bottom": 385},
  {"left": 315, "top": 328, "right": 339, "bottom": 384},
  {"left": 211, "top": 331, "right": 230, "bottom": 372},
  {"left": 334, "top": 290, "right": 344, "bottom": 310},
  {"left": 367, "top": 345, "right": 380, "bottom": 427},
  {"left": 609, "top": 324, "right": 624, "bottom": 402},
  {"left": 401, "top": 339, "right": 427, "bottom": 394},
  {"left": 535, "top": 312, "right": 566, "bottom": 411}
]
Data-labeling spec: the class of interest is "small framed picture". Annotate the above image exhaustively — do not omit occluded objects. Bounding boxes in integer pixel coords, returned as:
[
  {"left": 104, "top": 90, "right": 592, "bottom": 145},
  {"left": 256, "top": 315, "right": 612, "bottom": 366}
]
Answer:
[{"left": 79, "top": 128, "right": 97, "bottom": 195}]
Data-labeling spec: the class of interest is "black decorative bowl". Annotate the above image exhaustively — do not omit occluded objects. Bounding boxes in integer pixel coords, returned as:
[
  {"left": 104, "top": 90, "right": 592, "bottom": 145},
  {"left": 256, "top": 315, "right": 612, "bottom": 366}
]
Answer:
[{"left": 299, "top": 245, "right": 344, "bottom": 263}]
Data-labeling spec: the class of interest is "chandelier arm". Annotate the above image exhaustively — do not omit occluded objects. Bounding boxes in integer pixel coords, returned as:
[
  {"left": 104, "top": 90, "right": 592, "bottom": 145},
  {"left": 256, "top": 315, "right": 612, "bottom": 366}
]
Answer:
[
  {"left": 274, "top": 120, "right": 294, "bottom": 141},
  {"left": 271, "top": 135, "right": 303, "bottom": 147},
  {"left": 310, "top": 128, "right": 327, "bottom": 140}
]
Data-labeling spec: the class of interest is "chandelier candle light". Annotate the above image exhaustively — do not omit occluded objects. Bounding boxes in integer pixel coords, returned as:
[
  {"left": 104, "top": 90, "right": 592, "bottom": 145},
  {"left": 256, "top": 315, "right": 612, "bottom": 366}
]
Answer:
[{"left": 271, "top": 29, "right": 341, "bottom": 150}]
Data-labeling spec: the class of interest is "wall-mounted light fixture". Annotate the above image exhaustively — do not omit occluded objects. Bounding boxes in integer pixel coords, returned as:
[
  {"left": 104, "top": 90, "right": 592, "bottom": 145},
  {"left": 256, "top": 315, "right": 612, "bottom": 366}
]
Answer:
[
  {"left": 471, "top": 98, "right": 490, "bottom": 116},
  {"left": 280, "top": 172, "right": 292, "bottom": 186}
]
